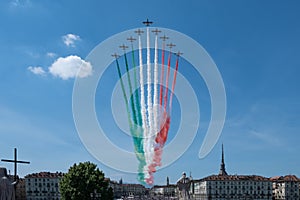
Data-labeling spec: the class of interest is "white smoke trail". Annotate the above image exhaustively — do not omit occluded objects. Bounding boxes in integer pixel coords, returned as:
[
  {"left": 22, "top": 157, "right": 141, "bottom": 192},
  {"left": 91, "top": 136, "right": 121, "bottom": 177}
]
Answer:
[
  {"left": 146, "top": 27, "right": 154, "bottom": 175},
  {"left": 153, "top": 34, "right": 159, "bottom": 140},
  {"left": 138, "top": 34, "right": 148, "bottom": 177}
]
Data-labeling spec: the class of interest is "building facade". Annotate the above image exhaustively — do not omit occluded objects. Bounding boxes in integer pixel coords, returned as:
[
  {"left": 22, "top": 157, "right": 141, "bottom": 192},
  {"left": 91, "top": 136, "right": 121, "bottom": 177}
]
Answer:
[
  {"left": 192, "top": 175, "right": 272, "bottom": 200},
  {"left": 108, "top": 179, "right": 147, "bottom": 199},
  {"left": 271, "top": 175, "right": 300, "bottom": 200},
  {"left": 150, "top": 184, "right": 177, "bottom": 198},
  {"left": 190, "top": 144, "right": 272, "bottom": 200},
  {"left": 25, "top": 172, "right": 64, "bottom": 200}
]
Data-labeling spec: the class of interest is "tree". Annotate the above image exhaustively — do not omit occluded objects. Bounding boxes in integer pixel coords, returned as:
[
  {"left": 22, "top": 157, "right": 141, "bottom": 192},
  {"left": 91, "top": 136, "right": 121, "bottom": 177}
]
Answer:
[{"left": 59, "top": 162, "right": 113, "bottom": 200}]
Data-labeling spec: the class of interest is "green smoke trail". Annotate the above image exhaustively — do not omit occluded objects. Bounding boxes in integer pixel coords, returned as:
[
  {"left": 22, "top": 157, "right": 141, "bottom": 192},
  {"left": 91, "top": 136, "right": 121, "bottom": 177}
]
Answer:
[
  {"left": 130, "top": 47, "right": 143, "bottom": 126},
  {"left": 130, "top": 47, "right": 146, "bottom": 183},
  {"left": 115, "top": 58, "right": 131, "bottom": 123},
  {"left": 124, "top": 53, "right": 138, "bottom": 125},
  {"left": 116, "top": 57, "right": 146, "bottom": 183}
]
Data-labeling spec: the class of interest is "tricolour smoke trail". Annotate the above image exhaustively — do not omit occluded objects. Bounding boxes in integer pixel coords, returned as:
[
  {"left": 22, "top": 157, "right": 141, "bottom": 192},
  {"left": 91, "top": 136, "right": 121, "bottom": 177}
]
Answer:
[
  {"left": 169, "top": 54, "right": 180, "bottom": 113},
  {"left": 114, "top": 29, "right": 180, "bottom": 185}
]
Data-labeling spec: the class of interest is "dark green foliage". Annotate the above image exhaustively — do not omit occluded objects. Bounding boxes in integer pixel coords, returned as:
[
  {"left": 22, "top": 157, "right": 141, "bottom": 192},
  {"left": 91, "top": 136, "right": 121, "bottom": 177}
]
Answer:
[{"left": 59, "top": 162, "right": 113, "bottom": 200}]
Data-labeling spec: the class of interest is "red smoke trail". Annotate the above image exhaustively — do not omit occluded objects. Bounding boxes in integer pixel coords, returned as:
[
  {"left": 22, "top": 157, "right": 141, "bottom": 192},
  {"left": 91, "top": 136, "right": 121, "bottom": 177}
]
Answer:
[
  {"left": 159, "top": 43, "right": 165, "bottom": 106},
  {"left": 155, "top": 114, "right": 170, "bottom": 145},
  {"left": 169, "top": 55, "right": 179, "bottom": 112},
  {"left": 146, "top": 114, "right": 170, "bottom": 185},
  {"left": 164, "top": 51, "right": 172, "bottom": 112},
  {"left": 146, "top": 50, "right": 175, "bottom": 185}
]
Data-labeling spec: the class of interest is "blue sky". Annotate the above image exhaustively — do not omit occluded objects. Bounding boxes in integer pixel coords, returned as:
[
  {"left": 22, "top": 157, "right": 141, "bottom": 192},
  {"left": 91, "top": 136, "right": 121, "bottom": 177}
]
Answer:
[{"left": 0, "top": 0, "right": 300, "bottom": 185}]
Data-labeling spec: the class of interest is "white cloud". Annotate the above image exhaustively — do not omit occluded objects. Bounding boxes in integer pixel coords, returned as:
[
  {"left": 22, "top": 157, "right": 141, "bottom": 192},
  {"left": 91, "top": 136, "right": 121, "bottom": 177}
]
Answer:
[
  {"left": 62, "top": 34, "right": 81, "bottom": 47},
  {"left": 48, "top": 55, "right": 93, "bottom": 80},
  {"left": 28, "top": 66, "right": 46, "bottom": 75}
]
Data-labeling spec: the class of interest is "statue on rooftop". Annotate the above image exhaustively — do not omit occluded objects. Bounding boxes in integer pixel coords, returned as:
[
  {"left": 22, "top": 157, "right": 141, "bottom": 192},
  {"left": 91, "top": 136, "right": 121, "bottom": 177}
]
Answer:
[
  {"left": 0, "top": 167, "right": 18, "bottom": 200},
  {"left": 177, "top": 172, "right": 191, "bottom": 200}
]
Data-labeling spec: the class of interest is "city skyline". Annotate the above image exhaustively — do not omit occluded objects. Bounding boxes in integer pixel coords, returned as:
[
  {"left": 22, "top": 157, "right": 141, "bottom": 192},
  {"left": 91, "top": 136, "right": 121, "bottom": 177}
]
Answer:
[
  {"left": 2, "top": 144, "right": 299, "bottom": 186},
  {"left": 0, "top": 0, "right": 299, "bottom": 185}
]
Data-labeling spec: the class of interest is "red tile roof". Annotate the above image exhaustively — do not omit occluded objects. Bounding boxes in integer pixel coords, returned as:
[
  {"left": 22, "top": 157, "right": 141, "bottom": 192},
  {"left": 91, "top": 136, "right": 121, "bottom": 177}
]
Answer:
[
  {"left": 270, "top": 175, "right": 300, "bottom": 182},
  {"left": 197, "top": 174, "right": 270, "bottom": 181},
  {"left": 25, "top": 172, "right": 64, "bottom": 178}
]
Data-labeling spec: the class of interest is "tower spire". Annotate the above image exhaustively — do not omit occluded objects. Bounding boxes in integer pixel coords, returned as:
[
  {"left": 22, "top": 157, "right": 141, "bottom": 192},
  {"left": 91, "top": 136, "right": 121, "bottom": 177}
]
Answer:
[
  {"left": 219, "top": 143, "right": 228, "bottom": 176},
  {"left": 222, "top": 143, "right": 225, "bottom": 164}
]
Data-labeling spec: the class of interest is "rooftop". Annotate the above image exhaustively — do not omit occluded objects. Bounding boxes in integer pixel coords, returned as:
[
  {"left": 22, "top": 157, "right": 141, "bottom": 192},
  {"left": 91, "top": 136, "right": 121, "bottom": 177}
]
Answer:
[
  {"left": 197, "top": 174, "right": 271, "bottom": 182},
  {"left": 25, "top": 172, "right": 64, "bottom": 179},
  {"left": 270, "top": 175, "right": 300, "bottom": 182}
]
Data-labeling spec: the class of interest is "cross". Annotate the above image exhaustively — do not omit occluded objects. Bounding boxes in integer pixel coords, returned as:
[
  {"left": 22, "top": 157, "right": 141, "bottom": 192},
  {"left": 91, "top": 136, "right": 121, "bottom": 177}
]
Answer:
[
  {"left": 134, "top": 29, "right": 144, "bottom": 35},
  {"left": 111, "top": 53, "right": 120, "bottom": 59},
  {"left": 167, "top": 43, "right": 176, "bottom": 49},
  {"left": 152, "top": 28, "right": 161, "bottom": 35},
  {"left": 142, "top": 18, "right": 153, "bottom": 26},
  {"left": 127, "top": 36, "right": 136, "bottom": 43},
  {"left": 119, "top": 44, "right": 128, "bottom": 51},
  {"left": 160, "top": 35, "right": 169, "bottom": 41},
  {"left": 1, "top": 148, "right": 30, "bottom": 181}
]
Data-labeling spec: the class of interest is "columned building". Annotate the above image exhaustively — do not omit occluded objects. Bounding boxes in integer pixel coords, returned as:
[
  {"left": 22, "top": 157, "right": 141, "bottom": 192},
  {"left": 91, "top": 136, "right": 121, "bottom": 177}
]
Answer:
[{"left": 191, "top": 145, "right": 272, "bottom": 200}]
